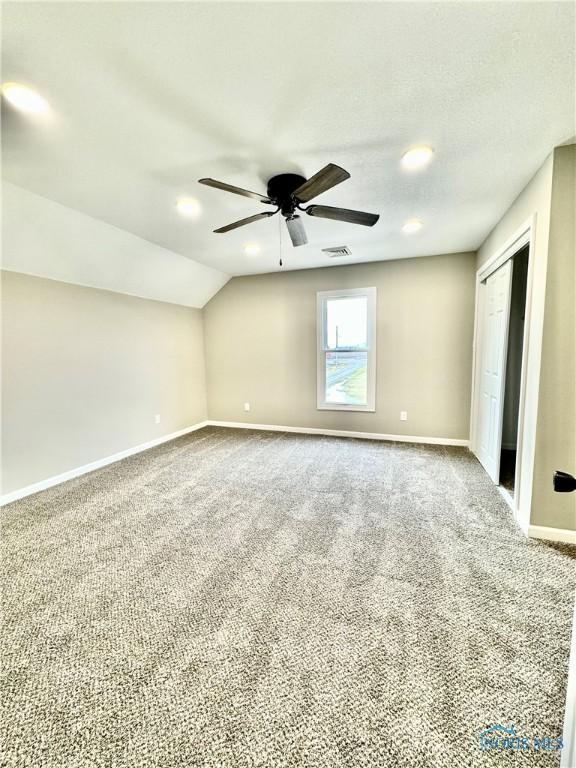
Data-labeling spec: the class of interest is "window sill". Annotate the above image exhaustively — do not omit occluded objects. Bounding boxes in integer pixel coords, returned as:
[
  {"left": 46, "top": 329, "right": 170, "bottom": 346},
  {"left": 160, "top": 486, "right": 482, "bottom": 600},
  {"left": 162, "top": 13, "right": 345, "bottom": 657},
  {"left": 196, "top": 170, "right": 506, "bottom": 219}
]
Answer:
[{"left": 317, "top": 404, "right": 376, "bottom": 412}]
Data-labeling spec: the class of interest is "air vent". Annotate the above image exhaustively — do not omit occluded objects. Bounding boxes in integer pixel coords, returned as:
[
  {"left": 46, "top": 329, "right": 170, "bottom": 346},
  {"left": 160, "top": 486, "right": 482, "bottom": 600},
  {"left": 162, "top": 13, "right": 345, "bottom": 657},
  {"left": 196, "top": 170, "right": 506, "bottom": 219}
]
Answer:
[{"left": 322, "top": 245, "right": 352, "bottom": 258}]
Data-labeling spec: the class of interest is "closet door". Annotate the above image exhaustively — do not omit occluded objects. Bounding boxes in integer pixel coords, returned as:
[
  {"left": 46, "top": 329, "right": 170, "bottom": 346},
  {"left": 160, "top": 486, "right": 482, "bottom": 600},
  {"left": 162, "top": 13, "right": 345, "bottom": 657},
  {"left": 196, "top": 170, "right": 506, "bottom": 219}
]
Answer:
[{"left": 475, "top": 259, "right": 514, "bottom": 482}]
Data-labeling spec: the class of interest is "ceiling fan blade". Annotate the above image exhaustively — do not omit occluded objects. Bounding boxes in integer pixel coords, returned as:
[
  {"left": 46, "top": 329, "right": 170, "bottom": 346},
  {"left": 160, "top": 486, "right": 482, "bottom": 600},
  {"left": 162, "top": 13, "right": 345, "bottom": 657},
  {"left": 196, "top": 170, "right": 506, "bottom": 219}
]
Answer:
[
  {"left": 286, "top": 216, "right": 308, "bottom": 247},
  {"left": 292, "top": 164, "right": 350, "bottom": 203},
  {"left": 214, "top": 211, "right": 276, "bottom": 233},
  {"left": 306, "top": 205, "right": 379, "bottom": 227},
  {"left": 199, "top": 178, "right": 272, "bottom": 203}
]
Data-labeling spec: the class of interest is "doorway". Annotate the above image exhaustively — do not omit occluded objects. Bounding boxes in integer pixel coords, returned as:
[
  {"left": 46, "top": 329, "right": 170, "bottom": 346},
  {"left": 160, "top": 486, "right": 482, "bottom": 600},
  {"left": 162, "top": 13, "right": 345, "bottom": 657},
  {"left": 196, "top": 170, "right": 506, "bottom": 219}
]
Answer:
[
  {"left": 471, "top": 237, "right": 530, "bottom": 511},
  {"left": 470, "top": 216, "right": 551, "bottom": 534},
  {"left": 499, "top": 245, "right": 529, "bottom": 497}
]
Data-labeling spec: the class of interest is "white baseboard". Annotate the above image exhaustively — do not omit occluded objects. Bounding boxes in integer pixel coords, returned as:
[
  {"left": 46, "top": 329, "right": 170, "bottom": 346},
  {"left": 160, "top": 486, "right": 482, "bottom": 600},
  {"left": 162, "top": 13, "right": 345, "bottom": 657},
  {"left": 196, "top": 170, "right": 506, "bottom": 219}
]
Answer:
[
  {"left": 0, "top": 421, "right": 210, "bottom": 506},
  {"left": 0, "top": 420, "right": 471, "bottom": 507},
  {"left": 7, "top": 422, "right": 570, "bottom": 547},
  {"left": 207, "top": 420, "right": 470, "bottom": 447},
  {"left": 527, "top": 525, "right": 576, "bottom": 545}
]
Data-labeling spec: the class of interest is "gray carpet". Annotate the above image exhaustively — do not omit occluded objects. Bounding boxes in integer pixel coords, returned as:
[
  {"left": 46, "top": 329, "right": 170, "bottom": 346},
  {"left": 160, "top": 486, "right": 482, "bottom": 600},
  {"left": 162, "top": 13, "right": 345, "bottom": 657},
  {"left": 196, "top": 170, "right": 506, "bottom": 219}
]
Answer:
[{"left": 1, "top": 427, "right": 575, "bottom": 768}]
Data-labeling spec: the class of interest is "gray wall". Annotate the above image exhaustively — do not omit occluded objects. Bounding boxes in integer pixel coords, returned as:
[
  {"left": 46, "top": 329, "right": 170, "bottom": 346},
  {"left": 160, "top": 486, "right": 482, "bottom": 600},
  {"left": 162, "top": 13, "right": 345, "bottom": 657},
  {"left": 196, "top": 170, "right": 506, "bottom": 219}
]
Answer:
[
  {"left": 204, "top": 253, "right": 476, "bottom": 440},
  {"left": 1, "top": 272, "right": 207, "bottom": 494}
]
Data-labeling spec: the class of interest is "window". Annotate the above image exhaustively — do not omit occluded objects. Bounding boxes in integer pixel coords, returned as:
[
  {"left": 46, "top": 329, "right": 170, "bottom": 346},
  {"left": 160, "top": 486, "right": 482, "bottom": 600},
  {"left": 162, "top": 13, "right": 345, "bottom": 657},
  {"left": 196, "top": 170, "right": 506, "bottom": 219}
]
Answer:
[{"left": 317, "top": 287, "right": 376, "bottom": 411}]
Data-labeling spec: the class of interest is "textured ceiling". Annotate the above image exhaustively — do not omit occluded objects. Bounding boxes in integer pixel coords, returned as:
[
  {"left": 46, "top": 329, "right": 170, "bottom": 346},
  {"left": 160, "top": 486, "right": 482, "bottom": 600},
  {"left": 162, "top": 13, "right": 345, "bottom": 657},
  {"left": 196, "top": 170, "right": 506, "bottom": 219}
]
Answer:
[{"left": 2, "top": 2, "right": 574, "bottom": 277}]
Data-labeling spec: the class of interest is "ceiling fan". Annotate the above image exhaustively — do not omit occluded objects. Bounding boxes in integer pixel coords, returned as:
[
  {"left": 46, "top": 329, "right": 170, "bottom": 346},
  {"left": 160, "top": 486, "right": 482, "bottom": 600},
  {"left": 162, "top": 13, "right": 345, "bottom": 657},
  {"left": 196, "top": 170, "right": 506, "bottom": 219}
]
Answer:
[{"left": 198, "top": 164, "right": 379, "bottom": 247}]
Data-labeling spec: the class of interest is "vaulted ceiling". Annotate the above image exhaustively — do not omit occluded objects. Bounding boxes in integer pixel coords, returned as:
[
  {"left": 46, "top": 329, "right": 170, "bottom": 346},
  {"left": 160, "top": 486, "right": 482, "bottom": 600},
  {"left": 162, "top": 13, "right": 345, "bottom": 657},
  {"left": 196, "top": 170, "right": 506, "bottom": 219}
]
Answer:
[{"left": 2, "top": 2, "right": 574, "bottom": 277}]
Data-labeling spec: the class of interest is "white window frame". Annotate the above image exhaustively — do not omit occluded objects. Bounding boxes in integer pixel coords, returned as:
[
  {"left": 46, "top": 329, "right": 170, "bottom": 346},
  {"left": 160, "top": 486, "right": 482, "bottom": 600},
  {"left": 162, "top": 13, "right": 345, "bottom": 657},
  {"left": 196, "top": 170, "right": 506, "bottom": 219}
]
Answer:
[{"left": 316, "top": 287, "right": 377, "bottom": 412}]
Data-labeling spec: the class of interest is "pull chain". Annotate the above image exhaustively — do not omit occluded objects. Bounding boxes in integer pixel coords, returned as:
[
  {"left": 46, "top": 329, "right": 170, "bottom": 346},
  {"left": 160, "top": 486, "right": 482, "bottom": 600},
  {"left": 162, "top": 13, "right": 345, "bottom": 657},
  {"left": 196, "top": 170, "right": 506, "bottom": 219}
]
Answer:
[{"left": 278, "top": 215, "right": 283, "bottom": 268}]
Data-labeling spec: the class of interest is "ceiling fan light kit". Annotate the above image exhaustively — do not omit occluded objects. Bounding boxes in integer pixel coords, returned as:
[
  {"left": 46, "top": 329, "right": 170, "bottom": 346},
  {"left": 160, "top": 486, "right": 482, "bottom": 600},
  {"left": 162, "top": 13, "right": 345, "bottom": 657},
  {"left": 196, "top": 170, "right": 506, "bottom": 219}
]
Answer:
[{"left": 199, "top": 163, "right": 380, "bottom": 249}]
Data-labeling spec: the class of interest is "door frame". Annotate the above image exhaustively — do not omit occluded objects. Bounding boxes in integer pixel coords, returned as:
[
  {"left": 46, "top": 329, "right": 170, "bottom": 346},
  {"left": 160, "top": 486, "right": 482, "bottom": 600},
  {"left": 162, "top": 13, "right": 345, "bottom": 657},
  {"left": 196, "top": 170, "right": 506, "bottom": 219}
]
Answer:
[{"left": 470, "top": 215, "right": 544, "bottom": 533}]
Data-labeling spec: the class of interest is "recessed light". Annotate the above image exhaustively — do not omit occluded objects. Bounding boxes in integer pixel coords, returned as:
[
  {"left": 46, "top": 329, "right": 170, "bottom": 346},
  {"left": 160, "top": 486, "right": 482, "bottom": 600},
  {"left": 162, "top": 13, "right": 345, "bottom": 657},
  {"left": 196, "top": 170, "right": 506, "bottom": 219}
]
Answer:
[
  {"left": 244, "top": 243, "right": 260, "bottom": 256},
  {"left": 1, "top": 82, "right": 49, "bottom": 114},
  {"left": 176, "top": 198, "right": 201, "bottom": 218},
  {"left": 402, "top": 219, "right": 423, "bottom": 234},
  {"left": 401, "top": 146, "right": 434, "bottom": 170}
]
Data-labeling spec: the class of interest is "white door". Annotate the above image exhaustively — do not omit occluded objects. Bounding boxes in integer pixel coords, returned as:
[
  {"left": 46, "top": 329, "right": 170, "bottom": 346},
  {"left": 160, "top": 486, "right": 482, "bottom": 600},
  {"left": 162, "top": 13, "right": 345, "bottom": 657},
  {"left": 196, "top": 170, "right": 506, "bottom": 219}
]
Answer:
[{"left": 475, "top": 259, "right": 514, "bottom": 482}]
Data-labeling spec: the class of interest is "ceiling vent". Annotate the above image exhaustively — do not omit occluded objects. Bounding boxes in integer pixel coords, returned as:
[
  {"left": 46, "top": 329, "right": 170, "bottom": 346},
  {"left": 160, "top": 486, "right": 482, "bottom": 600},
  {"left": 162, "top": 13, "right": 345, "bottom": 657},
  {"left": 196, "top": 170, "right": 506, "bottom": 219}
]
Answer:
[{"left": 322, "top": 245, "right": 352, "bottom": 258}]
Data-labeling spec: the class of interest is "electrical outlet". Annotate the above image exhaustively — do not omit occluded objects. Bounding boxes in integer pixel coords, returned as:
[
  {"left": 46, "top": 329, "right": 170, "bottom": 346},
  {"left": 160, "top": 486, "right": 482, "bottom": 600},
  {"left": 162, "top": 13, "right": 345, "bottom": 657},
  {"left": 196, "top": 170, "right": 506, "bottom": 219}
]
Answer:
[
  {"left": 244, "top": 402, "right": 251, "bottom": 412},
  {"left": 155, "top": 414, "right": 161, "bottom": 424},
  {"left": 400, "top": 411, "right": 408, "bottom": 421}
]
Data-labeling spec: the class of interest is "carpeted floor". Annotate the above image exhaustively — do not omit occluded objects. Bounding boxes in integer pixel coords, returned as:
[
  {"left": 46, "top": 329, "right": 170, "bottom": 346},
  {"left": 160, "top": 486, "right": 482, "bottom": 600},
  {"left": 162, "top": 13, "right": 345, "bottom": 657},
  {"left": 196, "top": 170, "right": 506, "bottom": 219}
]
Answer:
[{"left": 1, "top": 427, "right": 575, "bottom": 768}]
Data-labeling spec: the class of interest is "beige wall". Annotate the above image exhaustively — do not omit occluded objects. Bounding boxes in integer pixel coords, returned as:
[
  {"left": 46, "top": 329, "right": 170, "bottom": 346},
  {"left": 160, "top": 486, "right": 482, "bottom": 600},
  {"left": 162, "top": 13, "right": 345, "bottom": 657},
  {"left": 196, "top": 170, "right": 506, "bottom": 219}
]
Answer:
[
  {"left": 204, "top": 253, "right": 476, "bottom": 439},
  {"left": 1, "top": 272, "right": 207, "bottom": 494},
  {"left": 532, "top": 145, "right": 575, "bottom": 530},
  {"left": 477, "top": 147, "right": 575, "bottom": 532},
  {"left": 477, "top": 155, "right": 553, "bottom": 269}
]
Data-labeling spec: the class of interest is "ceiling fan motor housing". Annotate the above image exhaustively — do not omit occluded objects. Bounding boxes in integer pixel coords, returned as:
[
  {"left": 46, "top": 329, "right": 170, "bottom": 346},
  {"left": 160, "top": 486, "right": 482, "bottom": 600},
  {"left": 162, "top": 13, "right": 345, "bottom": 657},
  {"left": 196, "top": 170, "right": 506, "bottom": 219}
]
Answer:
[
  {"left": 199, "top": 163, "right": 378, "bottom": 246},
  {"left": 266, "top": 173, "right": 307, "bottom": 217}
]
